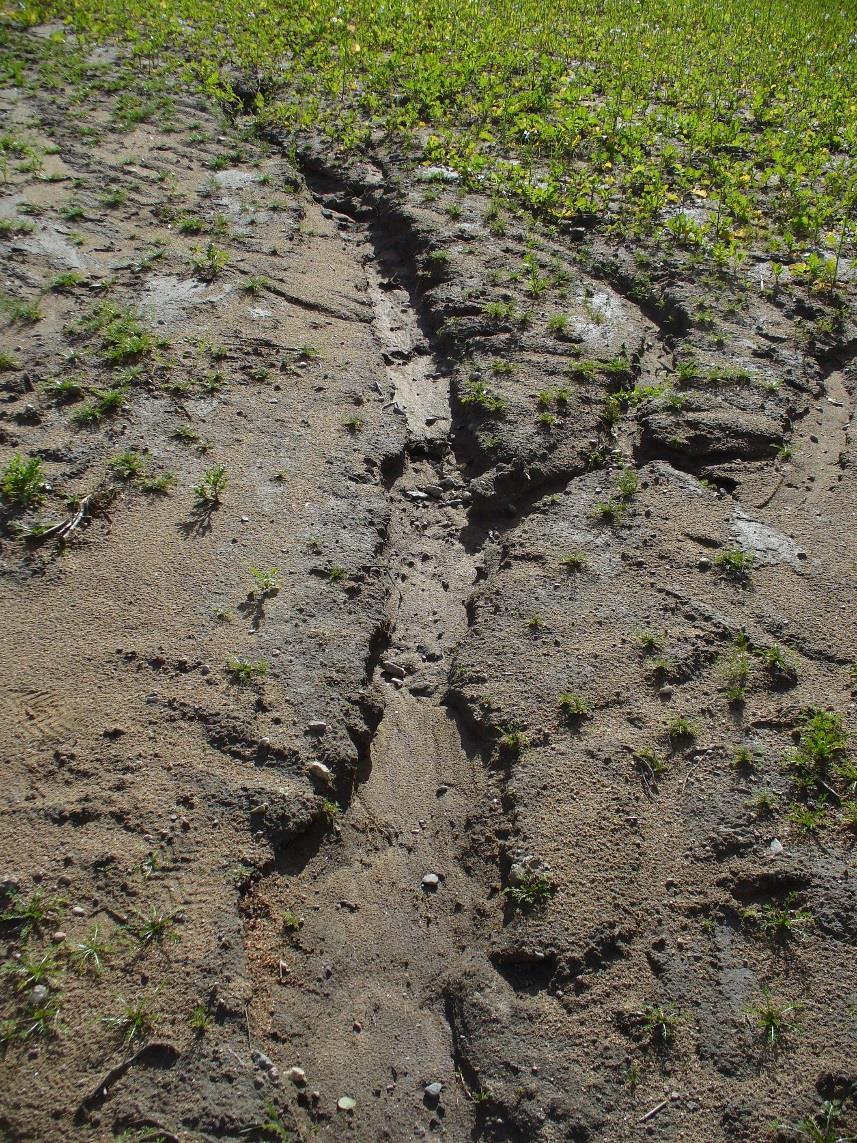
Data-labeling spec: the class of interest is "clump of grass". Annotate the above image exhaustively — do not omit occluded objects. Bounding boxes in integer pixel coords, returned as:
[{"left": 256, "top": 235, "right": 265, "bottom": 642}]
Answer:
[
  {"left": 640, "top": 1003, "right": 678, "bottom": 1046},
  {"left": 742, "top": 892, "right": 813, "bottom": 944},
  {"left": 189, "top": 1003, "right": 214, "bottom": 1034},
  {"left": 102, "top": 994, "right": 161, "bottom": 1046},
  {"left": 0, "top": 889, "right": 64, "bottom": 938},
  {"left": 746, "top": 989, "right": 800, "bottom": 1051}
]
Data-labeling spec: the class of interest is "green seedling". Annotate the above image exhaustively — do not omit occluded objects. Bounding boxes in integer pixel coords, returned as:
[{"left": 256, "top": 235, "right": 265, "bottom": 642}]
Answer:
[
  {"left": 1, "top": 453, "right": 47, "bottom": 507},
  {"left": 194, "top": 464, "right": 227, "bottom": 504}
]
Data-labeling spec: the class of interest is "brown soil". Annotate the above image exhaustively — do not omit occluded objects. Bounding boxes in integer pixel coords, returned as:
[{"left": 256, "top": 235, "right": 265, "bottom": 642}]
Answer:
[{"left": 1, "top": 25, "right": 856, "bottom": 1143}]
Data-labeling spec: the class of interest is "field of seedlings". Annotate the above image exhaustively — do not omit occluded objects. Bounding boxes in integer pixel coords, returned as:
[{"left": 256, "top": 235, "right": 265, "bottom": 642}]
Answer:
[{"left": 0, "top": 0, "right": 855, "bottom": 1141}]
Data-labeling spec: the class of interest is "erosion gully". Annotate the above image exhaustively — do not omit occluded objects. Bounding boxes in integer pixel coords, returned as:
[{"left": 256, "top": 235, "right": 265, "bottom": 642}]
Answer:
[{"left": 255, "top": 190, "right": 494, "bottom": 1138}]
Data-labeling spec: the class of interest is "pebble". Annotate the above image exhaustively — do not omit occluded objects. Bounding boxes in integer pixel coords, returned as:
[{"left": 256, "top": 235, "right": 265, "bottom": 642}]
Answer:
[
  {"left": 769, "top": 838, "right": 784, "bottom": 856},
  {"left": 425, "top": 1082, "right": 443, "bottom": 1098},
  {"left": 307, "top": 760, "right": 333, "bottom": 784},
  {"left": 337, "top": 1096, "right": 357, "bottom": 1112},
  {"left": 422, "top": 873, "right": 440, "bottom": 890},
  {"left": 251, "top": 1049, "right": 275, "bottom": 1071},
  {"left": 240, "top": 515, "right": 250, "bottom": 523},
  {"left": 307, "top": 721, "right": 327, "bottom": 734},
  {"left": 381, "top": 659, "right": 407, "bottom": 679},
  {"left": 287, "top": 1067, "right": 307, "bottom": 1086},
  {"left": 697, "top": 557, "right": 711, "bottom": 571},
  {"left": 51, "top": 931, "right": 66, "bottom": 942},
  {"left": 30, "top": 985, "right": 49, "bottom": 1006}
]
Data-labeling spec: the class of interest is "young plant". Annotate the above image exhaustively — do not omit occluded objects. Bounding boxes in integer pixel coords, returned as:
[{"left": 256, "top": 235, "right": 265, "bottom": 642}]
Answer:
[
  {"left": 103, "top": 994, "right": 161, "bottom": 1046},
  {"left": 558, "top": 692, "right": 590, "bottom": 720},
  {"left": 282, "top": 909, "right": 304, "bottom": 934},
  {"left": 559, "top": 552, "right": 587, "bottom": 572},
  {"left": 249, "top": 566, "right": 281, "bottom": 594},
  {"left": 191, "top": 241, "right": 230, "bottom": 280},
  {"left": 108, "top": 450, "right": 147, "bottom": 480},
  {"left": 226, "top": 656, "right": 268, "bottom": 684},
  {"left": 746, "top": 988, "right": 800, "bottom": 1051},
  {"left": 68, "top": 925, "right": 113, "bottom": 975},
  {"left": 714, "top": 549, "right": 754, "bottom": 580},
  {"left": 503, "top": 872, "right": 555, "bottom": 911},
  {"left": 194, "top": 464, "right": 227, "bottom": 505},
  {"left": 132, "top": 908, "right": 181, "bottom": 947},
  {"left": 1, "top": 889, "right": 64, "bottom": 938},
  {"left": 640, "top": 1003, "right": 678, "bottom": 1046},
  {"left": 1, "top": 454, "right": 47, "bottom": 507},
  {"left": 189, "top": 1003, "right": 214, "bottom": 1034},
  {"left": 742, "top": 892, "right": 813, "bottom": 944}
]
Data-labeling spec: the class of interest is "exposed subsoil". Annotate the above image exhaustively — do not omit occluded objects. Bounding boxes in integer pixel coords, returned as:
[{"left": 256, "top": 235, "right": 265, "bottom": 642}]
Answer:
[{"left": 1, "top": 27, "right": 856, "bottom": 1143}]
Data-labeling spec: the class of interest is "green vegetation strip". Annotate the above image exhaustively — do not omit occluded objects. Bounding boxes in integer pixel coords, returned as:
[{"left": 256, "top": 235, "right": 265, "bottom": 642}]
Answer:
[{"left": 3, "top": 0, "right": 856, "bottom": 266}]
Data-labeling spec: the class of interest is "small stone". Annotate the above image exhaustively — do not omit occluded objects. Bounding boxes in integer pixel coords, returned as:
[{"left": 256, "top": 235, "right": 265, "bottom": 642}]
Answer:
[
  {"left": 353, "top": 1021, "right": 363, "bottom": 1032},
  {"left": 307, "top": 721, "right": 327, "bottom": 734},
  {"left": 51, "top": 931, "right": 66, "bottom": 942},
  {"left": 422, "top": 873, "right": 440, "bottom": 890},
  {"left": 307, "top": 760, "right": 333, "bottom": 785},
  {"left": 697, "top": 558, "right": 712, "bottom": 571},
  {"left": 425, "top": 1082, "right": 443, "bottom": 1098},
  {"left": 288, "top": 1067, "right": 307, "bottom": 1086},
  {"left": 381, "top": 660, "right": 407, "bottom": 679},
  {"left": 337, "top": 1095, "right": 357, "bottom": 1111},
  {"left": 71, "top": 906, "right": 86, "bottom": 917},
  {"left": 29, "top": 985, "right": 49, "bottom": 1006},
  {"left": 251, "top": 1049, "right": 274, "bottom": 1071},
  {"left": 240, "top": 515, "right": 250, "bottom": 523},
  {"left": 769, "top": 838, "right": 784, "bottom": 856}
]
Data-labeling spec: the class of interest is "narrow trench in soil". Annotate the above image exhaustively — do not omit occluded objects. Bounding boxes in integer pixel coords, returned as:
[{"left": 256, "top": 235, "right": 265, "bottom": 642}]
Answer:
[{"left": 257, "top": 213, "right": 493, "bottom": 1135}]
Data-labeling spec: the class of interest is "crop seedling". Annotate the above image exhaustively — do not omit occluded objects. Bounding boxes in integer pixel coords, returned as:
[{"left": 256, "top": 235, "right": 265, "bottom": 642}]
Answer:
[
  {"left": 722, "top": 650, "right": 751, "bottom": 702},
  {"left": 781, "top": 1100, "right": 850, "bottom": 1143},
  {"left": 103, "top": 994, "right": 161, "bottom": 1046},
  {"left": 73, "top": 386, "right": 126, "bottom": 425},
  {"left": 194, "top": 464, "right": 227, "bottom": 504},
  {"left": 249, "top": 567, "right": 281, "bottom": 594},
  {"left": 714, "top": 549, "right": 754, "bottom": 580},
  {"left": 15, "top": 994, "right": 63, "bottom": 1041},
  {"left": 227, "top": 657, "right": 268, "bottom": 684},
  {"left": 191, "top": 241, "right": 230, "bottom": 280},
  {"left": 559, "top": 552, "right": 587, "bottom": 572},
  {"left": 668, "top": 716, "right": 697, "bottom": 745},
  {"left": 1, "top": 454, "right": 47, "bottom": 507},
  {"left": 460, "top": 378, "right": 506, "bottom": 416},
  {"left": 637, "top": 632, "right": 661, "bottom": 655},
  {"left": 108, "top": 450, "right": 147, "bottom": 480},
  {"left": 0, "top": 351, "right": 21, "bottom": 371},
  {"left": 787, "top": 800, "right": 827, "bottom": 834},
  {"left": 497, "top": 722, "right": 528, "bottom": 757},
  {"left": 282, "top": 909, "right": 304, "bottom": 934},
  {"left": 503, "top": 872, "right": 555, "bottom": 911},
  {"left": 319, "top": 798, "right": 341, "bottom": 826},
  {"left": 559, "top": 692, "right": 590, "bottom": 720},
  {"left": 242, "top": 275, "right": 270, "bottom": 295},
  {"left": 139, "top": 472, "right": 176, "bottom": 494},
  {"left": 343, "top": 414, "right": 365, "bottom": 433},
  {"left": 327, "top": 565, "right": 346, "bottom": 583},
  {"left": 745, "top": 989, "right": 800, "bottom": 1051}
]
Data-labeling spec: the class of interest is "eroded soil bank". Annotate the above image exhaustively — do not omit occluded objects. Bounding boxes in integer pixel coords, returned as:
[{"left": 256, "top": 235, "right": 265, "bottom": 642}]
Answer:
[{"left": 1, "top": 26, "right": 856, "bottom": 1143}]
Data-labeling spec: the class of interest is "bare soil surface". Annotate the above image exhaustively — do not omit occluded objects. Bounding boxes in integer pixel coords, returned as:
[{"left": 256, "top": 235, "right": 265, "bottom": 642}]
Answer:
[{"left": 1, "top": 28, "right": 856, "bottom": 1143}]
